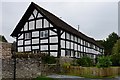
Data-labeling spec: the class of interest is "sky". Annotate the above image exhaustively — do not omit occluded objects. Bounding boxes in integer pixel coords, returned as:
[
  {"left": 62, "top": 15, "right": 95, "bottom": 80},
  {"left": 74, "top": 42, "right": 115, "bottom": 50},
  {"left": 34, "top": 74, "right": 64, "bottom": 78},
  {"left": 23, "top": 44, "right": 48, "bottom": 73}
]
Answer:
[{"left": 1, "top": 0, "right": 119, "bottom": 43}]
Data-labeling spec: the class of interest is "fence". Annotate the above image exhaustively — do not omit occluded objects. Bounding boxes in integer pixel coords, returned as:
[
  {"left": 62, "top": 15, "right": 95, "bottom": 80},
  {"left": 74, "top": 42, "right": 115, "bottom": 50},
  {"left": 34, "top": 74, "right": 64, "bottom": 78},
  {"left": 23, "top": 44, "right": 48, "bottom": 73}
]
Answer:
[{"left": 62, "top": 66, "right": 120, "bottom": 77}]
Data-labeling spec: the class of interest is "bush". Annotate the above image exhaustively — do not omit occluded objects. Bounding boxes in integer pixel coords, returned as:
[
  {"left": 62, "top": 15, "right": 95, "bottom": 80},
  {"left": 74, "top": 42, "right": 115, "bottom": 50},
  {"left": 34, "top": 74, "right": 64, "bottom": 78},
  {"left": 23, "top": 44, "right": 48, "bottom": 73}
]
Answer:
[
  {"left": 110, "top": 53, "right": 120, "bottom": 66},
  {"left": 111, "top": 39, "right": 120, "bottom": 66},
  {"left": 96, "top": 56, "right": 112, "bottom": 68},
  {"left": 62, "top": 62, "right": 71, "bottom": 67},
  {"left": 76, "top": 56, "right": 94, "bottom": 67},
  {"left": 42, "top": 55, "right": 56, "bottom": 64}
]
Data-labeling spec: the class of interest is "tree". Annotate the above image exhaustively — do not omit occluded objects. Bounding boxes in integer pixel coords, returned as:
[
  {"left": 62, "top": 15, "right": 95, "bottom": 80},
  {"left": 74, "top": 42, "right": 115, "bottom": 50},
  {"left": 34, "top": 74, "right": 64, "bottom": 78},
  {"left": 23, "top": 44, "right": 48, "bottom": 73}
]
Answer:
[
  {"left": 104, "top": 32, "right": 119, "bottom": 55},
  {"left": 96, "top": 32, "right": 119, "bottom": 56},
  {"left": 111, "top": 39, "right": 120, "bottom": 66}
]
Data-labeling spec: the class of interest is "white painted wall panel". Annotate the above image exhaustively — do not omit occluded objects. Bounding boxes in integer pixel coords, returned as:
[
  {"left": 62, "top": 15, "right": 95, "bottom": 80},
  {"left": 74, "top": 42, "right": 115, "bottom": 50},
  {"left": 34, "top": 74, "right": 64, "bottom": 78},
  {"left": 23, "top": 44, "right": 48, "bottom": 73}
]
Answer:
[
  {"left": 44, "top": 19, "right": 49, "bottom": 28},
  {"left": 37, "top": 13, "right": 43, "bottom": 18},
  {"left": 29, "top": 21, "right": 34, "bottom": 30},
  {"left": 71, "top": 42, "right": 73, "bottom": 49},
  {"left": 50, "top": 37, "right": 58, "bottom": 43},
  {"left": 61, "top": 40, "right": 65, "bottom": 48},
  {"left": 24, "top": 23, "right": 28, "bottom": 31},
  {"left": 36, "top": 19, "right": 42, "bottom": 29},
  {"left": 18, "top": 47, "right": 23, "bottom": 52},
  {"left": 61, "top": 32, "right": 65, "bottom": 39},
  {"left": 50, "top": 30, "right": 56, "bottom": 35},
  {"left": 18, "top": 40, "right": 23, "bottom": 46},
  {"left": 41, "top": 39, "right": 48, "bottom": 43},
  {"left": 25, "top": 46, "right": 31, "bottom": 51},
  {"left": 32, "top": 46, "right": 39, "bottom": 49},
  {"left": 25, "top": 40, "right": 30, "bottom": 45},
  {"left": 50, "top": 52, "right": 57, "bottom": 57},
  {"left": 32, "top": 39, "right": 39, "bottom": 44},
  {"left": 66, "top": 41, "right": 70, "bottom": 49},
  {"left": 61, "top": 50, "right": 65, "bottom": 57},
  {"left": 18, "top": 34, "right": 23, "bottom": 39},
  {"left": 32, "top": 31, "right": 39, "bottom": 37},
  {"left": 74, "top": 43, "right": 77, "bottom": 50},
  {"left": 50, "top": 45, "right": 58, "bottom": 50},
  {"left": 33, "top": 9, "right": 37, "bottom": 17}
]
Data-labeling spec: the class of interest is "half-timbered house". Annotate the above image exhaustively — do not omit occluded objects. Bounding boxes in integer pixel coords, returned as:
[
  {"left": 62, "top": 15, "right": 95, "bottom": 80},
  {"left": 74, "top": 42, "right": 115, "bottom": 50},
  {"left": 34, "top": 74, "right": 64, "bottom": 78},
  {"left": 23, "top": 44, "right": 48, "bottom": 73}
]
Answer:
[{"left": 11, "top": 2, "right": 104, "bottom": 58}]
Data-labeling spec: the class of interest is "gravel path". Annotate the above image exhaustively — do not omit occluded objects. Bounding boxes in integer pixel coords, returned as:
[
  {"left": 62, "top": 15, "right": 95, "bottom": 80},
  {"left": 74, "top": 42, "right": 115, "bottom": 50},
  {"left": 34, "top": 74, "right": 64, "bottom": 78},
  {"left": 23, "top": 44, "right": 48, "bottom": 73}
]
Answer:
[{"left": 47, "top": 74, "right": 120, "bottom": 80}]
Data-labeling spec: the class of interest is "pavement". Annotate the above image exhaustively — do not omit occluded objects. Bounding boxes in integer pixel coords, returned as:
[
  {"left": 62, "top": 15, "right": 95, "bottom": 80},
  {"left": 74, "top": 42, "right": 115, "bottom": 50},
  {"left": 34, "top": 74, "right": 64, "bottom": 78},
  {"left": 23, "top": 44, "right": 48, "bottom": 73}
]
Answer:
[{"left": 47, "top": 74, "right": 120, "bottom": 80}]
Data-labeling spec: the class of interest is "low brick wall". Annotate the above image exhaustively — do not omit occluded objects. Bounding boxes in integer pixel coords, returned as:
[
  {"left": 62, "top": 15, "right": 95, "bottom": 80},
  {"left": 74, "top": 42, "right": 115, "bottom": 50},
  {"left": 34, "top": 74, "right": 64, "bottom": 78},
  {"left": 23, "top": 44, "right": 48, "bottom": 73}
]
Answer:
[{"left": 62, "top": 66, "right": 120, "bottom": 77}]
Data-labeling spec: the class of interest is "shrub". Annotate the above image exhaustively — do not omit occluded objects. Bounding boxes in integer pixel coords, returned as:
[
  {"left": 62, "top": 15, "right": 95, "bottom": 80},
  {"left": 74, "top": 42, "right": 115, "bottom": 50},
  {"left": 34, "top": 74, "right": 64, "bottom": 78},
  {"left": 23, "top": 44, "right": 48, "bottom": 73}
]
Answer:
[
  {"left": 96, "top": 56, "right": 112, "bottom": 68},
  {"left": 42, "top": 55, "right": 56, "bottom": 64},
  {"left": 62, "top": 62, "right": 71, "bottom": 67},
  {"left": 76, "top": 56, "right": 94, "bottom": 67},
  {"left": 110, "top": 53, "right": 120, "bottom": 66}
]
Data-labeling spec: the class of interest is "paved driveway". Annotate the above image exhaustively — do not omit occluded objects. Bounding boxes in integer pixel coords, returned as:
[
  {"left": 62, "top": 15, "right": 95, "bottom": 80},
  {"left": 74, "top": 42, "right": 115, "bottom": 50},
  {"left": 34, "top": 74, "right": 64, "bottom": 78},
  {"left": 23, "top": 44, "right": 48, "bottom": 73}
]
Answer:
[{"left": 47, "top": 74, "right": 120, "bottom": 80}]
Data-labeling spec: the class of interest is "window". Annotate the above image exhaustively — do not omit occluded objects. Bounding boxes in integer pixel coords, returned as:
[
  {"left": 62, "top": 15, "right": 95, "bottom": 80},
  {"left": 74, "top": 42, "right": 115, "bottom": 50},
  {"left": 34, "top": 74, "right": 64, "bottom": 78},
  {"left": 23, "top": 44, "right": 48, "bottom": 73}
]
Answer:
[
  {"left": 25, "top": 33, "right": 31, "bottom": 39},
  {"left": 40, "top": 30, "right": 48, "bottom": 38},
  {"left": 66, "top": 50, "right": 70, "bottom": 56},
  {"left": 41, "top": 45, "right": 48, "bottom": 50}
]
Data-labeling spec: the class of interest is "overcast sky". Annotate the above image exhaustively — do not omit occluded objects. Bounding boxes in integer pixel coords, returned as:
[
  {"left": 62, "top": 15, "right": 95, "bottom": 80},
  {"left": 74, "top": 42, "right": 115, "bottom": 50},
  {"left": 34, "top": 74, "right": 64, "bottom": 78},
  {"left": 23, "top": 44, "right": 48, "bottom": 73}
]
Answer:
[{"left": 1, "top": 0, "right": 119, "bottom": 43}]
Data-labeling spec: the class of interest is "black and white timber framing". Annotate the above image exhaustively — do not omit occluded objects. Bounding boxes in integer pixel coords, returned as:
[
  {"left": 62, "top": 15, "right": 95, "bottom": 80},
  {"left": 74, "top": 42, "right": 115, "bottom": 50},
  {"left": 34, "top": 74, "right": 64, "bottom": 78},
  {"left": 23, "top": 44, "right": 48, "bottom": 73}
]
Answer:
[{"left": 11, "top": 2, "right": 104, "bottom": 58}]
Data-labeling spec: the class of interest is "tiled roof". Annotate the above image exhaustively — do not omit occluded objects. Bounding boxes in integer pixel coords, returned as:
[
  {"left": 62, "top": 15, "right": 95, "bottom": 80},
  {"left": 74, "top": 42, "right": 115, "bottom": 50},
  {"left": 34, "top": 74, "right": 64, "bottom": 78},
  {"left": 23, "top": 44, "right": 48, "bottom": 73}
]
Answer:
[{"left": 11, "top": 2, "right": 103, "bottom": 48}]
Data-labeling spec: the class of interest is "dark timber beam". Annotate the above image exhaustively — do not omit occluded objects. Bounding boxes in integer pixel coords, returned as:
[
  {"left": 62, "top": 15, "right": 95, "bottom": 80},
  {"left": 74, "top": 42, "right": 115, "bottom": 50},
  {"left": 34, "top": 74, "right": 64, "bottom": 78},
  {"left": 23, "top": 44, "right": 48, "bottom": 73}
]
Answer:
[{"left": 57, "top": 29, "right": 61, "bottom": 58}]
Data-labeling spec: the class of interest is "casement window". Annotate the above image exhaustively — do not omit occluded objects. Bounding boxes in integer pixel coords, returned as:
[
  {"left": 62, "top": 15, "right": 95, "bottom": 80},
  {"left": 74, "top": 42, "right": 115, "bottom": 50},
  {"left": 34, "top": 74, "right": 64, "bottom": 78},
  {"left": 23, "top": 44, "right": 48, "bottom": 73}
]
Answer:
[
  {"left": 25, "top": 33, "right": 31, "bottom": 39},
  {"left": 40, "top": 30, "right": 48, "bottom": 38},
  {"left": 66, "top": 50, "right": 70, "bottom": 56}
]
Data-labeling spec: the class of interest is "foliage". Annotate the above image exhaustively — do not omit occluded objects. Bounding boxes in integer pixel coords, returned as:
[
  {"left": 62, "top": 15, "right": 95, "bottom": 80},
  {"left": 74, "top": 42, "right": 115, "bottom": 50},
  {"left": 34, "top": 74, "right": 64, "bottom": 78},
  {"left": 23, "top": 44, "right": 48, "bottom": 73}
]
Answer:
[
  {"left": 76, "top": 56, "right": 94, "bottom": 67},
  {"left": 42, "top": 55, "right": 56, "bottom": 64},
  {"left": 96, "top": 56, "right": 112, "bottom": 68},
  {"left": 110, "top": 54, "right": 120, "bottom": 66},
  {"left": 96, "top": 32, "right": 119, "bottom": 56},
  {"left": 70, "top": 59, "right": 79, "bottom": 66},
  {"left": 62, "top": 62, "right": 71, "bottom": 67},
  {"left": 111, "top": 39, "right": 120, "bottom": 66}
]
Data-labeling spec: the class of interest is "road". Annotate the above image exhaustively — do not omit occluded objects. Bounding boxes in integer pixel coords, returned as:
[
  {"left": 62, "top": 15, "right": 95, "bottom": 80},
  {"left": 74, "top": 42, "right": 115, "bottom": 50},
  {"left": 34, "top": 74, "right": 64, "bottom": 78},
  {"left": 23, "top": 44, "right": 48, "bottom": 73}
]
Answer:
[{"left": 47, "top": 74, "right": 120, "bottom": 80}]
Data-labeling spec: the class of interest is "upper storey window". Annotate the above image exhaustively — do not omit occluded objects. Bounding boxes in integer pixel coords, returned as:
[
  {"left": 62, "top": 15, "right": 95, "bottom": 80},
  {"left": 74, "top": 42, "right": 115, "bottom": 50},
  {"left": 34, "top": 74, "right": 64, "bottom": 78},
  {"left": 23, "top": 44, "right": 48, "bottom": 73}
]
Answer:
[
  {"left": 40, "top": 30, "right": 48, "bottom": 38},
  {"left": 25, "top": 33, "right": 31, "bottom": 39}
]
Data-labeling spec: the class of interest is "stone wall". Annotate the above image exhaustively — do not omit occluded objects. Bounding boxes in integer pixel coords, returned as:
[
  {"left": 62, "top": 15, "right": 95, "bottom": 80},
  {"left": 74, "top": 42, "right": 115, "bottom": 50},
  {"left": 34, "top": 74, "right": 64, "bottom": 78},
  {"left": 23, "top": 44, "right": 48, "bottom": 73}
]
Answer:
[
  {"left": 0, "top": 42, "right": 12, "bottom": 59},
  {"left": 2, "top": 58, "right": 58, "bottom": 79}
]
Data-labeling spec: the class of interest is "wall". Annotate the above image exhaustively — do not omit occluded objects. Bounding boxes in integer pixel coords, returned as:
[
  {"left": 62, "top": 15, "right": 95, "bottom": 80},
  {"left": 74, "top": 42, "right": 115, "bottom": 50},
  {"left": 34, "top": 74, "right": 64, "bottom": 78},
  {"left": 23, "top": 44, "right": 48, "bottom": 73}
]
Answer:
[
  {"left": 0, "top": 42, "right": 12, "bottom": 59},
  {"left": 2, "top": 58, "right": 58, "bottom": 79}
]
